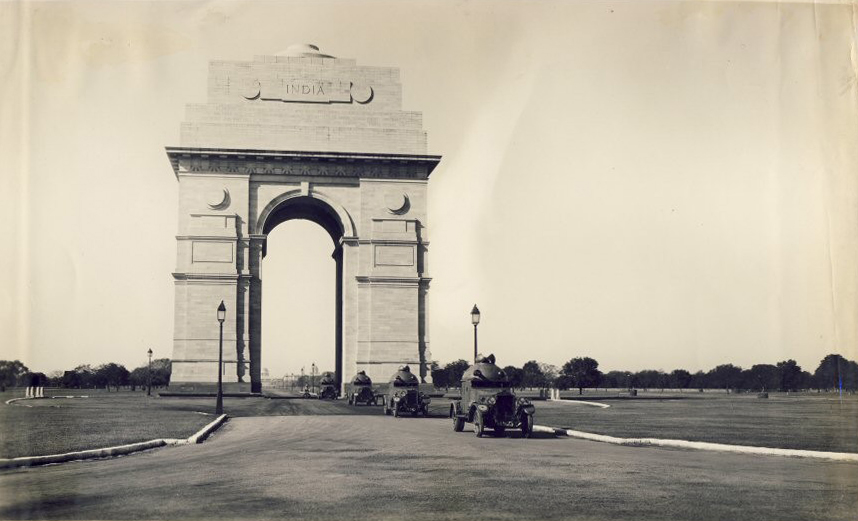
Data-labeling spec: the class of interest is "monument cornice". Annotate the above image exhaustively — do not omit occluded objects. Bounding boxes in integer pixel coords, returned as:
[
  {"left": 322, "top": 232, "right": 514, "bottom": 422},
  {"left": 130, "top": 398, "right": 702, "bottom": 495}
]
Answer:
[
  {"left": 355, "top": 275, "right": 432, "bottom": 286},
  {"left": 165, "top": 147, "right": 441, "bottom": 180}
]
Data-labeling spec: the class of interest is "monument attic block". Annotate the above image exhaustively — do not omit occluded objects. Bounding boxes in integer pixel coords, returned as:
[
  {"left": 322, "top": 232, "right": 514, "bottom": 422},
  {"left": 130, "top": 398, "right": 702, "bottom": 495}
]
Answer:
[{"left": 166, "top": 44, "right": 440, "bottom": 394}]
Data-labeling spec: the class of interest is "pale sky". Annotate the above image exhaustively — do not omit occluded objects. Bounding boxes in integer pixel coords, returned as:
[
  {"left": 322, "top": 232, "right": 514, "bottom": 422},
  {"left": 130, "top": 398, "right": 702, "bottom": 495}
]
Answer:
[{"left": 2, "top": 0, "right": 856, "bottom": 378}]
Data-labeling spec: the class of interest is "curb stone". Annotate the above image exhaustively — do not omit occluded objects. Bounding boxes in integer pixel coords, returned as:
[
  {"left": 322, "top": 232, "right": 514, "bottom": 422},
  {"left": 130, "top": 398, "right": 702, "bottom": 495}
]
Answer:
[
  {"left": 0, "top": 414, "right": 229, "bottom": 470},
  {"left": 6, "top": 396, "right": 90, "bottom": 405},
  {"left": 536, "top": 424, "right": 858, "bottom": 462}
]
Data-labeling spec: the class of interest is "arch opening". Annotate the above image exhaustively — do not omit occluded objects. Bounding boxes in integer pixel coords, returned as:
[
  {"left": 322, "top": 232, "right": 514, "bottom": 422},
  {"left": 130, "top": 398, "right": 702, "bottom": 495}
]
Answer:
[{"left": 255, "top": 195, "right": 345, "bottom": 393}]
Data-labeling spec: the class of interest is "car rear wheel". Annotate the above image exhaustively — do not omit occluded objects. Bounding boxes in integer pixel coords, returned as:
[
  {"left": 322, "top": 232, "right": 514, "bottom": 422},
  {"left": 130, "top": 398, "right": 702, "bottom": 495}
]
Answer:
[
  {"left": 385, "top": 406, "right": 391, "bottom": 416},
  {"left": 453, "top": 415, "right": 464, "bottom": 432},
  {"left": 474, "top": 410, "right": 484, "bottom": 438},
  {"left": 521, "top": 414, "right": 533, "bottom": 438}
]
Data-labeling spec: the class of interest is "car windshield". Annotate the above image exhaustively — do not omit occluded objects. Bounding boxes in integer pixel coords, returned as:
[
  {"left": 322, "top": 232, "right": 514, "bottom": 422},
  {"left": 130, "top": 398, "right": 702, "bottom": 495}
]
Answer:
[{"left": 393, "top": 381, "right": 418, "bottom": 388}]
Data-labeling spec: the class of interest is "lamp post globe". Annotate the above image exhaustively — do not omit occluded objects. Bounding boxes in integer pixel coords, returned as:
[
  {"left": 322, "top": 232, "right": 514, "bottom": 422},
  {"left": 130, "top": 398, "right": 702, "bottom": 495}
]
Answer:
[
  {"left": 147, "top": 348, "right": 153, "bottom": 396},
  {"left": 216, "top": 301, "right": 226, "bottom": 415},
  {"left": 470, "top": 305, "right": 480, "bottom": 362}
]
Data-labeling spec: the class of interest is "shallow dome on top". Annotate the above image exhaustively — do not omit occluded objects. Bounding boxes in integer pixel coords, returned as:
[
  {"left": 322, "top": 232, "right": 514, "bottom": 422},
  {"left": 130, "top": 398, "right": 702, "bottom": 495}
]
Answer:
[
  {"left": 462, "top": 354, "right": 508, "bottom": 383},
  {"left": 351, "top": 371, "right": 372, "bottom": 386},
  {"left": 389, "top": 365, "right": 419, "bottom": 386},
  {"left": 277, "top": 43, "right": 335, "bottom": 59}
]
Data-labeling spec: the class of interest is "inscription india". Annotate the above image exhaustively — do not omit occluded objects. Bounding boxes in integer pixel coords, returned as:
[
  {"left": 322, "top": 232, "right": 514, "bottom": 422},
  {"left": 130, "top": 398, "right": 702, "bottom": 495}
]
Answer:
[{"left": 242, "top": 78, "right": 373, "bottom": 104}]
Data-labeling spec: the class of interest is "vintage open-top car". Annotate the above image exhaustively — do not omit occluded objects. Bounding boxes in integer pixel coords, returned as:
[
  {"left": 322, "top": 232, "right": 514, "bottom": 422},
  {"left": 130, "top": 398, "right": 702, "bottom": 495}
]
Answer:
[
  {"left": 383, "top": 365, "right": 431, "bottom": 417},
  {"left": 450, "top": 354, "right": 535, "bottom": 437},
  {"left": 318, "top": 372, "right": 338, "bottom": 400},
  {"left": 347, "top": 371, "right": 377, "bottom": 406}
]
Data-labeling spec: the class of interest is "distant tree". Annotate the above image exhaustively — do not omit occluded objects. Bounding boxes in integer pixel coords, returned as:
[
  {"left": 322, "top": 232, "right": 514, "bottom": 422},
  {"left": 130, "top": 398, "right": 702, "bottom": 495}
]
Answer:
[
  {"left": 444, "top": 360, "right": 470, "bottom": 387},
  {"left": 95, "top": 363, "right": 130, "bottom": 391},
  {"left": 561, "top": 357, "right": 602, "bottom": 394},
  {"left": 554, "top": 375, "right": 574, "bottom": 390},
  {"left": 688, "top": 370, "right": 706, "bottom": 390},
  {"left": 129, "top": 367, "right": 148, "bottom": 391},
  {"left": 431, "top": 367, "right": 450, "bottom": 390},
  {"left": 46, "top": 370, "right": 64, "bottom": 387},
  {"left": 502, "top": 366, "right": 524, "bottom": 389},
  {"left": 707, "top": 364, "right": 744, "bottom": 391},
  {"left": 814, "top": 354, "right": 858, "bottom": 391},
  {"left": 73, "top": 365, "right": 97, "bottom": 388},
  {"left": 0, "top": 360, "right": 29, "bottom": 391},
  {"left": 602, "top": 371, "right": 625, "bottom": 389},
  {"left": 150, "top": 359, "right": 172, "bottom": 388},
  {"left": 775, "top": 359, "right": 804, "bottom": 391},
  {"left": 747, "top": 364, "right": 779, "bottom": 392},
  {"left": 669, "top": 369, "right": 693, "bottom": 391},
  {"left": 521, "top": 360, "right": 544, "bottom": 389},
  {"left": 799, "top": 370, "right": 814, "bottom": 390},
  {"left": 539, "top": 363, "right": 559, "bottom": 390},
  {"left": 634, "top": 370, "right": 662, "bottom": 390},
  {"left": 61, "top": 370, "right": 81, "bottom": 388}
]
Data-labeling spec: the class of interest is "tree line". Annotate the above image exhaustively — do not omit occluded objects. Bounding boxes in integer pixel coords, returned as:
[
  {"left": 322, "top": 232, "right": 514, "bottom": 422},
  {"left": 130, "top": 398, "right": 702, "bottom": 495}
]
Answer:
[
  {"left": 430, "top": 353, "right": 858, "bottom": 393},
  {"left": 0, "top": 359, "right": 172, "bottom": 392}
]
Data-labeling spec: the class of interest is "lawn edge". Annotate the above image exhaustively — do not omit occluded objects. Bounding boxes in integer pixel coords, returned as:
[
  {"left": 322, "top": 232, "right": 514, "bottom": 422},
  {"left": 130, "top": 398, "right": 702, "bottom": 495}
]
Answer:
[
  {"left": 0, "top": 414, "right": 229, "bottom": 470},
  {"left": 533, "top": 425, "right": 858, "bottom": 462}
]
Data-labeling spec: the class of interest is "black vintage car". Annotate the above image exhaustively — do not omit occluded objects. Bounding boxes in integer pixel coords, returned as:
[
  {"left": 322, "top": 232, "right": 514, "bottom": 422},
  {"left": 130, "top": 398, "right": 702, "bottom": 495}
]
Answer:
[
  {"left": 318, "top": 372, "right": 338, "bottom": 400},
  {"left": 383, "top": 365, "right": 431, "bottom": 417},
  {"left": 347, "top": 371, "right": 377, "bottom": 406},
  {"left": 450, "top": 354, "right": 535, "bottom": 437}
]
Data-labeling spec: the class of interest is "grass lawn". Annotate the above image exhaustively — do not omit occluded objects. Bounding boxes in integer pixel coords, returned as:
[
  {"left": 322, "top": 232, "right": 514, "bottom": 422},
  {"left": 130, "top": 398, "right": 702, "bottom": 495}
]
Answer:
[
  {"left": 533, "top": 391, "right": 858, "bottom": 453},
  {"left": 4, "top": 387, "right": 856, "bottom": 459},
  {"left": 0, "top": 389, "right": 213, "bottom": 459}
]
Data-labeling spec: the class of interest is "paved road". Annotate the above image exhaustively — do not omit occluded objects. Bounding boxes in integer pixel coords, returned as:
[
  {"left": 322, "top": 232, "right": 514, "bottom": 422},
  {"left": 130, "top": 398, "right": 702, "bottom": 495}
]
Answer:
[{"left": 1, "top": 407, "right": 856, "bottom": 520}]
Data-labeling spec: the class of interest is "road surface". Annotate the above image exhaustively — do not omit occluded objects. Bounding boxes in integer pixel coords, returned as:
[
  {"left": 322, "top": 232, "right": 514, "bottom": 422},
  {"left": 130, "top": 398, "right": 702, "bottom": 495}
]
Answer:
[{"left": 1, "top": 407, "right": 856, "bottom": 520}]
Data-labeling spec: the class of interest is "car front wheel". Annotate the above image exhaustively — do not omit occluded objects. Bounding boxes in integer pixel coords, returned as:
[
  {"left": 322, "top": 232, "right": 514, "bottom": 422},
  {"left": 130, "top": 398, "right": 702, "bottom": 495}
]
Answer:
[
  {"left": 474, "top": 410, "right": 484, "bottom": 438},
  {"left": 521, "top": 414, "right": 533, "bottom": 438}
]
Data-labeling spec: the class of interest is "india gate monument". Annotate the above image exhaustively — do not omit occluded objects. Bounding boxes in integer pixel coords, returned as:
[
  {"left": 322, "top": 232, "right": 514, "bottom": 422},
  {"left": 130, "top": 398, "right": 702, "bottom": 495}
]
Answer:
[{"left": 166, "top": 44, "right": 439, "bottom": 394}]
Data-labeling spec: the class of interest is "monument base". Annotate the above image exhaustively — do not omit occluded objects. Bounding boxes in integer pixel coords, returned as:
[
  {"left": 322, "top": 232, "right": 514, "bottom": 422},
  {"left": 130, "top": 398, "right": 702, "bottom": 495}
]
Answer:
[{"left": 166, "top": 382, "right": 254, "bottom": 395}]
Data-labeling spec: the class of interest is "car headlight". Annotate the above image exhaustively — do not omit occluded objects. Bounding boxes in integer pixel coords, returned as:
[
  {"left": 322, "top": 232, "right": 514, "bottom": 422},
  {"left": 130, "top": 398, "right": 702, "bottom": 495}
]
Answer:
[
  {"left": 517, "top": 397, "right": 531, "bottom": 406},
  {"left": 487, "top": 396, "right": 496, "bottom": 405},
  {"left": 477, "top": 404, "right": 489, "bottom": 412}
]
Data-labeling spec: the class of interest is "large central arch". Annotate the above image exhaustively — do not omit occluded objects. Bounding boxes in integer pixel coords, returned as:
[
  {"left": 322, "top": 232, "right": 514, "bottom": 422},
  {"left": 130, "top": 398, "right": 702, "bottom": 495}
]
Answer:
[
  {"left": 166, "top": 45, "right": 441, "bottom": 394},
  {"left": 257, "top": 194, "right": 346, "bottom": 390}
]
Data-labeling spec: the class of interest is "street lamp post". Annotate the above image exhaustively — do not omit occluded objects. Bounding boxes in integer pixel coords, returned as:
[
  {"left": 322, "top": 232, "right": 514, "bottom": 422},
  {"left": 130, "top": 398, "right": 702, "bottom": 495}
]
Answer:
[
  {"left": 147, "top": 348, "right": 153, "bottom": 396},
  {"left": 470, "top": 305, "right": 481, "bottom": 362},
  {"left": 216, "top": 301, "right": 226, "bottom": 415},
  {"left": 311, "top": 363, "right": 317, "bottom": 394}
]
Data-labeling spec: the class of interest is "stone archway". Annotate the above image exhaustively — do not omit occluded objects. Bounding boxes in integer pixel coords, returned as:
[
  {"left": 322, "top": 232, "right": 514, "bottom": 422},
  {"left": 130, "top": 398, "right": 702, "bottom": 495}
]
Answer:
[
  {"left": 254, "top": 194, "right": 346, "bottom": 392},
  {"left": 166, "top": 45, "right": 440, "bottom": 394}
]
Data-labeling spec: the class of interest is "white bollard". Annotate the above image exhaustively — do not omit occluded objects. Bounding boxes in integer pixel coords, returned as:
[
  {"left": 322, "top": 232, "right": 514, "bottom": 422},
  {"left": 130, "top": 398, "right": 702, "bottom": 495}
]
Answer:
[
  {"left": 37, "top": 387, "right": 44, "bottom": 398},
  {"left": 25, "top": 387, "right": 32, "bottom": 398}
]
